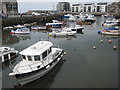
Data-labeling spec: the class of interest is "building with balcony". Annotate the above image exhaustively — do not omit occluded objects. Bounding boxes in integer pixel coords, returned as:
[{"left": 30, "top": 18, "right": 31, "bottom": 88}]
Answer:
[
  {"left": 2, "top": 0, "right": 18, "bottom": 15},
  {"left": 57, "top": 2, "right": 70, "bottom": 12},
  {"left": 71, "top": 2, "right": 109, "bottom": 13}
]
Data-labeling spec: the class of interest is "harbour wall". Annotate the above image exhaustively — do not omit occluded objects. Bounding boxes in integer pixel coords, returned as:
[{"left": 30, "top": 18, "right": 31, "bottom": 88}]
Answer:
[{"left": 2, "top": 14, "right": 63, "bottom": 27}]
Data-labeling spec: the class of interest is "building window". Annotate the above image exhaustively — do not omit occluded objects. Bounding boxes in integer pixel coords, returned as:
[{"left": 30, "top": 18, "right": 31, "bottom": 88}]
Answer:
[
  {"left": 84, "top": 7, "right": 86, "bottom": 12},
  {"left": 88, "top": 7, "right": 91, "bottom": 12},
  {"left": 97, "top": 6, "right": 100, "bottom": 12},
  {"left": 72, "top": 7, "right": 74, "bottom": 12},
  {"left": 76, "top": 7, "right": 78, "bottom": 12},
  {"left": 105, "top": 6, "right": 107, "bottom": 12}
]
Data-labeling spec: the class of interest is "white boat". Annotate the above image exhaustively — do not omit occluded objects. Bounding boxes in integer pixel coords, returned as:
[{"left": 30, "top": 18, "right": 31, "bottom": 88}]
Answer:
[
  {"left": 68, "top": 16, "right": 76, "bottom": 22},
  {"left": 75, "top": 25, "right": 84, "bottom": 32},
  {"left": 3, "top": 26, "right": 13, "bottom": 30},
  {"left": 14, "top": 25, "right": 25, "bottom": 28},
  {"left": 31, "top": 26, "right": 46, "bottom": 30},
  {"left": 102, "top": 19, "right": 120, "bottom": 27},
  {"left": 49, "top": 27, "right": 77, "bottom": 36},
  {"left": 9, "top": 41, "right": 64, "bottom": 85},
  {"left": 46, "top": 23, "right": 63, "bottom": 28},
  {"left": 85, "top": 14, "right": 96, "bottom": 23},
  {"left": 0, "top": 47, "right": 18, "bottom": 62},
  {"left": 11, "top": 28, "right": 30, "bottom": 34},
  {"left": 101, "top": 27, "right": 120, "bottom": 36},
  {"left": 101, "top": 30, "right": 120, "bottom": 36}
]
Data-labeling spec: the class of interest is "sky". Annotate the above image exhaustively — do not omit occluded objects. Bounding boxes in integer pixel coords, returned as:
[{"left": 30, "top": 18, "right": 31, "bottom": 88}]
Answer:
[{"left": 17, "top": 0, "right": 120, "bottom": 13}]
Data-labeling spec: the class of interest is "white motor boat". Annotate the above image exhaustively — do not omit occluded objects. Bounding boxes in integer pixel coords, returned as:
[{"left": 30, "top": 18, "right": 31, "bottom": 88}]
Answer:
[
  {"left": 75, "top": 25, "right": 84, "bottom": 32},
  {"left": 31, "top": 26, "right": 46, "bottom": 30},
  {"left": 100, "top": 26, "right": 120, "bottom": 36},
  {"left": 0, "top": 47, "right": 18, "bottom": 62},
  {"left": 49, "top": 27, "right": 77, "bottom": 36},
  {"left": 11, "top": 28, "right": 30, "bottom": 34},
  {"left": 9, "top": 41, "right": 64, "bottom": 85},
  {"left": 68, "top": 16, "right": 76, "bottom": 22}
]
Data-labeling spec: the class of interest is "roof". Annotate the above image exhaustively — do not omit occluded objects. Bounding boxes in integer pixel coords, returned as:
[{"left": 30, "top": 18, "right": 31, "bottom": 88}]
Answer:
[
  {"left": 0, "top": 47, "right": 18, "bottom": 56},
  {"left": 19, "top": 41, "right": 53, "bottom": 56}
]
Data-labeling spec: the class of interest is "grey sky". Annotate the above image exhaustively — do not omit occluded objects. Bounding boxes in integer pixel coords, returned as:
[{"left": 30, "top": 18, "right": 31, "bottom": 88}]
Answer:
[{"left": 17, "top": 0, "right": 120, "bottom": 13}]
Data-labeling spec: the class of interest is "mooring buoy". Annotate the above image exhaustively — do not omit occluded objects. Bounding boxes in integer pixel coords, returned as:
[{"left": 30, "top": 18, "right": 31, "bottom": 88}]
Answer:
[
  {"left": 113, "top": 46, "right": 117, "bottom": 50},
  {"left": 93, "top": 46, "right": 96, "bottom": 49},
  {"left": 100, "top": 40, "right": 103, "bottom": 43},
  {"left": 64, "top": 52, "right": 67, "bottom": 55},
  {"left": 108, "top": 40, "right": 112, "bottom": 43}
]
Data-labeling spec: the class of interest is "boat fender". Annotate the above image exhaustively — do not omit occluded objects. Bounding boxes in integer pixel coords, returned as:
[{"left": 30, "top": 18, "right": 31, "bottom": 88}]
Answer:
[
  {"left": 98, "top": 30, "right": 101, "bottom": 34},
  {"left": 9, "top": 72, "right": 16, "bottom": 76},
  {"left": 46, "top": 65, "right": 50, "bottom": 69},
  {"left": 63, "top": 52, "right": 67, "bottom": 55}
]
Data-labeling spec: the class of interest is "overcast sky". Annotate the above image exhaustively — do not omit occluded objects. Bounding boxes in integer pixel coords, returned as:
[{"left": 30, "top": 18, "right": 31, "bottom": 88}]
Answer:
[
  {"left": 17, "top": 0, "right": 119, "bottom": 2},
  {"left": 17, "top": 0, "right": 120, "bottom": 13}
]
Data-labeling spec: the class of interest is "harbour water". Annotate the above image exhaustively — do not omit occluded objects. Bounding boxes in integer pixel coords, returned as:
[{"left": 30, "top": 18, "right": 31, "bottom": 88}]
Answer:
[{"left": 2, "top": 17, "right": 118, "bottom": 88}]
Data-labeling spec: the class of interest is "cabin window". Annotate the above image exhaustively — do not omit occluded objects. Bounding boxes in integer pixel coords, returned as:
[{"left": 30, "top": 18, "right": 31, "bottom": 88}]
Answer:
[
  {"left": 48, "top": 47, "right": 51, "bottom": 54},
  {"left": 22, "top": 55, "right": 26, "bottom": 59},
  {"left": 71, "top": 29, "right": 76, "bottom": 31},
  {"left": 42, "top": 50, "right": 47, "bottom": 59},
  {"left": 4, "top": 54, "right": 9, "bottom": 60},
  {"left": 10, "top": 53, "right": 16, "bottom": 57},
  {"left": 27, "top": 56, "right": 32, "bottom": 61},
  {"left": 0, "top": 56, "right": 2, "bottom": 61},
  {"left": 34, "top": 55, "right": 40, "bottom": 61}
]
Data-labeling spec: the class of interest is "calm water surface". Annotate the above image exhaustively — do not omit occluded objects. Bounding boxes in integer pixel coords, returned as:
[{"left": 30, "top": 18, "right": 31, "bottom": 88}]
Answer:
[{"left": 2, "top": 17, "right": 118, "bottom": 88}]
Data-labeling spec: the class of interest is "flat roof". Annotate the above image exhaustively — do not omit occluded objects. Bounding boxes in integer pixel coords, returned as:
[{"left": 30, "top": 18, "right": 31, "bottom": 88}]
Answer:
[{"left": 20, "top": 41, "right": 53, "bottom": 56}]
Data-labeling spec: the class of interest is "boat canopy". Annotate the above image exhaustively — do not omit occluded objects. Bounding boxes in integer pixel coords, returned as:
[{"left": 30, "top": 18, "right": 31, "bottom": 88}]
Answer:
[{"left": 19, "top": 41, "right": 53, "bottom": 56}]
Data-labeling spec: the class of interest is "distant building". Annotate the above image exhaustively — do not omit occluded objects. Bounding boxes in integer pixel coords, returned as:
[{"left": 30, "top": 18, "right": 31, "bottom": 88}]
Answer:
[
  {"left": 71, "top": 2, "right": 109, "bottom": 13},
  {"left": 57, "top": 2, "right": 70, "bottom": 12},
  {"left": 2, "top": 0, "right": 18, "bottom": 15}
]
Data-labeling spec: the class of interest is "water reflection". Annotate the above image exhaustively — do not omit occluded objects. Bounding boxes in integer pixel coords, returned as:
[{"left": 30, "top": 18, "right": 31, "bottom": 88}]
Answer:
[
  {"left": 49, "top": 35, "right": 77, "bottom": 40},
  {"left": 2, "top": 30, "right": 20, "bottom": 45},
  {"left": 11, "top": 34, "right": 31, "bottom": 40},
  {"left": 101, "top": 34, "right": 120, "bottom": 39}
]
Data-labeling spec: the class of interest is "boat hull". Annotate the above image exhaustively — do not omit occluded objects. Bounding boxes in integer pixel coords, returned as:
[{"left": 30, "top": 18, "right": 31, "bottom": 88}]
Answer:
[
  {"left": 52, "top": 32, "right": 76, "bottom": 36},
  {"left": 14, "top": 51, "right": 64, "bottom": 85},
  {"left": 101, "top": 31, "right": 120, "bottom": 36}
]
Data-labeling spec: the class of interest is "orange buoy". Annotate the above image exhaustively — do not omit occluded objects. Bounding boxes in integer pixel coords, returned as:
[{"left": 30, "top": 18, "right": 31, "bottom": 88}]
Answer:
[
  {"left": 113, "top": 46, "right": 117, "bottom": 50},
  {"left": 108, "top": 40, "right": 112, "bottom": 43}
]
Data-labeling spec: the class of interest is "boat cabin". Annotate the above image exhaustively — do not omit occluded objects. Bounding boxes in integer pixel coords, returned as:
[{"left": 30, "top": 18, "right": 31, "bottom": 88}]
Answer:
[
  {"left": 0, "top": 47, "right": 18, "bottom": 62},
  {"left": 19, "top": 41, "right": 53, "bottom": 61}
]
